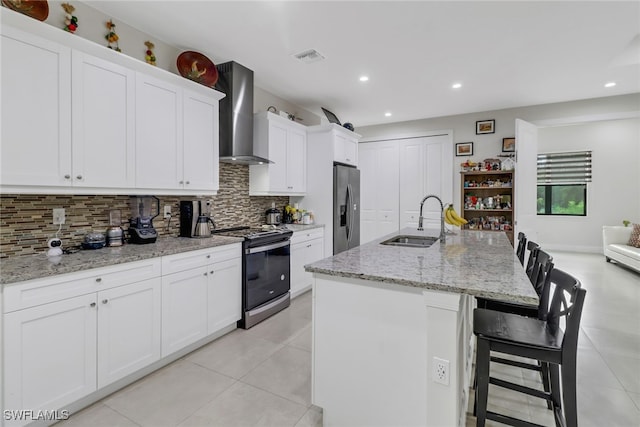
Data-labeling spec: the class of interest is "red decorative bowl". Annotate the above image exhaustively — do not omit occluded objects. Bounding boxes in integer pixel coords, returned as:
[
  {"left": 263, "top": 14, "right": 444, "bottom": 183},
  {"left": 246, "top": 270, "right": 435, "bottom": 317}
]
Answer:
[{"left": 177, "top": 51, "right": 218, "bottom": 87}]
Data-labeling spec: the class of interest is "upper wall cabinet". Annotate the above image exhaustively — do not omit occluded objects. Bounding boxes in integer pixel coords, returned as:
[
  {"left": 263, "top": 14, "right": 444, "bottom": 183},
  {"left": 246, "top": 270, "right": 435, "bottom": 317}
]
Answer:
[
  {"left": 249, "top": 112, "right": 307, "bottom": 196},
  {"left": 307, "top": 124, "right": 360, "bottom": 168},
  {"left": 1, "top": 25, "right": 72, "bottom": 187},
  {"left": 0, "top": 9, "right": 224, "bottom": 195}
]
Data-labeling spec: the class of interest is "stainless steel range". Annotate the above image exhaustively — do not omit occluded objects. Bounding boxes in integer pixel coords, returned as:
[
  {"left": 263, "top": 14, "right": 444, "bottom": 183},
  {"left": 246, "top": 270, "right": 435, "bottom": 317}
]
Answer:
[{"left": 212, "top": 226, "right": 293, "bottom": 329}]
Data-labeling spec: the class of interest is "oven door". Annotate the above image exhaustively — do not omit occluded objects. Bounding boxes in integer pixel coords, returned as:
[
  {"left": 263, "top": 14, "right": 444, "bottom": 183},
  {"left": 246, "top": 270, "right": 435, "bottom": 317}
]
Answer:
[{"left": 245, "top": 239, "right": 290, "bottom": 311}]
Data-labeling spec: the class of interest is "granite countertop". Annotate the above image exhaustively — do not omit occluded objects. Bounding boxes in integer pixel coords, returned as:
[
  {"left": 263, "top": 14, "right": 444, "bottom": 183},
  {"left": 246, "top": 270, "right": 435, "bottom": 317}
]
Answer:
[
  {"left": 0, "top": 236, "right": 244, "bottom": 286},
  {"left": 284, "top": 223, "right": 325, "bottom": 232},
  {"left": 305, "top": 227, "right": 538, "bottom": 304}
]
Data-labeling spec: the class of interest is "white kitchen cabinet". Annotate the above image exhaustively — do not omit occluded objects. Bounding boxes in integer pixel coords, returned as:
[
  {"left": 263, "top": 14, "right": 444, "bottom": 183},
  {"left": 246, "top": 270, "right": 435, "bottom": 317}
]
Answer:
[
  {"left": 97, "top": 278, "right": 161, "bottom": 388},
  {"left": 290, "top": 228, "right": 324, "bottom": 297},
  {"left": 207, "top": 256, "right": 242, "bottom": 333},
  {"left": 250, "top": 111, "right": 307, "bottom": 195},
  {"left": 3, "top": 258, "right": 162, "bottom": 425},
  {"left": 399, "top": 135, "right": 453, "bottom": 229},
  {"left": 72, "top": 51, "right": 135, "bottom": 189},
  {"left": 161, "top": 266, "right": 209, "bottom": 357},
  {"left": 334, "top": 132, "right": 359, "bottom": 166},
  {"left": 135, "top": 73, "right": 183, "bottom": 190},
  {"left": 161, "top": 243, "right": 242, "bottom": 356},
  {"left": 183, "top": 88, "right": 220, "bottom": 192},
  {"left": 1, "top": 10, "right": 224, "bottom": 194},
  {"left": 1, "top": 25, "right": 72, "bottom": 187},
  {"left": 359, "top": 142, "right": 400, "bottom": 243},
  {"left": 4, "top": 294, "right": 97, "bottom": 426}
]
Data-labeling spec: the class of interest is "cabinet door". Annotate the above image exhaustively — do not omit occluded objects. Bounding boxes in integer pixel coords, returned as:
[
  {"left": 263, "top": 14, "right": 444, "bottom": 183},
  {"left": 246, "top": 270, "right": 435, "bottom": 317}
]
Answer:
[
  {"left": 290, "top": 240, "right": 309, "bottom": 297},
  {"left": 1, "top": 26, "right": 72, "bottom": 187},
  {"left": 136, "top": 73, "right": 183, "bottom": 190},
  {"left": 72, "top": 51, "right": 135, "bottom": 188},
  {"left": 161, "top": 267, "right": 208, "bottom": 356},
  {"left": 4, "top": 294, "right": 97, "bottom": 421},
  {"left": 334, "top": 133, "right": 358, "bottom": 166},
  {"left": 183, "top": 89, "right": 219, "bottom": 191},
  {"left": 267, "top": 121, "right": 288, "bottom": 192},
  {"left": 97, "top": 278, "right": 161, "bottom": 388},
  {"left": 286, "top": 127, "right": 306, "bottom": 193},
  {"left": 207, "top": 257, "right": 242, "bottom": 334}
]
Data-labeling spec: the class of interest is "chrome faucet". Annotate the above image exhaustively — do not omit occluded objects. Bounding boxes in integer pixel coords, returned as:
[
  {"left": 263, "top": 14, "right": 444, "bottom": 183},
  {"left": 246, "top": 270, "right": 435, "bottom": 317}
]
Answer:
[{"left": 418, "top": 194, "right": 446, "bottom": 243}]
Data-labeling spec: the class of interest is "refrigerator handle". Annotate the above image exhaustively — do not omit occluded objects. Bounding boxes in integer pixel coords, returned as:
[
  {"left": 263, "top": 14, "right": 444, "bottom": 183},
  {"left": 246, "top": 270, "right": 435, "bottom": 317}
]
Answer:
[{"left": 347, "top": 183, "right": 353, "bottom": 243}]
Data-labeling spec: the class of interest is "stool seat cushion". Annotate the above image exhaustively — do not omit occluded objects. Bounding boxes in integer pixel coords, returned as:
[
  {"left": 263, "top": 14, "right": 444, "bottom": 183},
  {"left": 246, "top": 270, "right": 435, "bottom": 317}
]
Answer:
[{"left": 474, "top": 308, "right": 564, "bottom": 352}]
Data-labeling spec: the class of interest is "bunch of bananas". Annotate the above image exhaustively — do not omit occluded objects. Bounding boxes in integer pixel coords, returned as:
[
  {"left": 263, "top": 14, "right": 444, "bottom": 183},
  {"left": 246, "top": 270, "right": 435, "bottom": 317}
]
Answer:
[{"left": 443, "top": 204, "right": 468, "bottom": 227}]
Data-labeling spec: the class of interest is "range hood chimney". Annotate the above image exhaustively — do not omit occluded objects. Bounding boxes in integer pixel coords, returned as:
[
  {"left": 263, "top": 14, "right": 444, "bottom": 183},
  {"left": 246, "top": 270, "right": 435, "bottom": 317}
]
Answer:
[{"left": 215, "top": 61, "right": 271, "bottom": 165}]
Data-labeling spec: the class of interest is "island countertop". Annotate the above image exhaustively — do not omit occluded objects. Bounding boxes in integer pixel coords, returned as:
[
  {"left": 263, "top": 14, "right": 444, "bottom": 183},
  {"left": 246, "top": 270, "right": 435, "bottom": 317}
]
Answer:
[{"left": 305, "top": 227, "right": 537, "bottom": 304}]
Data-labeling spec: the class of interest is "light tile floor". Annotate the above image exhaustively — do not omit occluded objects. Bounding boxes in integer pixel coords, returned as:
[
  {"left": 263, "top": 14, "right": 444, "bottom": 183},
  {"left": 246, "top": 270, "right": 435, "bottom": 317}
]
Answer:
[{"left": 57, "top": 251, "right": 640, "bottom": 427}]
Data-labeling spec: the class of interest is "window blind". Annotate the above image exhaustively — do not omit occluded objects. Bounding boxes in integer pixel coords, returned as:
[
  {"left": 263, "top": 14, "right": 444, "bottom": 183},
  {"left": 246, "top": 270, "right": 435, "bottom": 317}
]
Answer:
[{"left": 537, "top": 151, "right": 592, "bottom": 185}]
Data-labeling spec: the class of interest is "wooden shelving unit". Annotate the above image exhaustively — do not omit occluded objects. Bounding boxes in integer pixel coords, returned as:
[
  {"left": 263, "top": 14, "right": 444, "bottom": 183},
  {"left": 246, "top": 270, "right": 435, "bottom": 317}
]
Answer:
[{"left": 460, "top": 170, "right": 515, "bottom": 245}]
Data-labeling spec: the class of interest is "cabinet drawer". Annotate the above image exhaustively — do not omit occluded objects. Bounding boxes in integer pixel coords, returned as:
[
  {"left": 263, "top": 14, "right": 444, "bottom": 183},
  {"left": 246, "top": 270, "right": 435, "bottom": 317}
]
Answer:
[
  {"left": 291, "top": 228, "right": 324, "bottom": 244},
  {"left": 161, "top": 243, "right": 242, "bottom": 275},
  {"left": 4, "top": 258, "right": 161, "bottom": 313}
]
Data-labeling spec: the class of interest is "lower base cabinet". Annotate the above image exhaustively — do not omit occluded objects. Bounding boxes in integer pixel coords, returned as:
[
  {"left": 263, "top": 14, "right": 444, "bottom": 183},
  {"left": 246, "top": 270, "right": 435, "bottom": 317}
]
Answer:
[
  {"left": 3, "top": 244, "right": 241, "bottom": 426},
  {"left": 290, "top": 229, "right": 324, "bottom": 297}
]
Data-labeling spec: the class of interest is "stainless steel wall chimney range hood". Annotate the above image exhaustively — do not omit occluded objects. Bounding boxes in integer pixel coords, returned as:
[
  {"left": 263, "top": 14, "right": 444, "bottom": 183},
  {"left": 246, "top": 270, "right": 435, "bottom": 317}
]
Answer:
[{"left": 215, "top": 61, "right": 271, "bottom": 165}]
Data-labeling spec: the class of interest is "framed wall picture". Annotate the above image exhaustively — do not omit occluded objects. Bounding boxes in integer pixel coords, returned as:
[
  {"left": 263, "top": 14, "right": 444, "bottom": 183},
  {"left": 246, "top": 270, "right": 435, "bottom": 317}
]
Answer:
[
  {"left": 456, "top": 142, "right": 473, "bottom": 156},
  {"left": 502, "top": 137, "right": 516, "bottom": 152},
  {"left": 476, "top": 119, "right": 495, "bottom": 134}
]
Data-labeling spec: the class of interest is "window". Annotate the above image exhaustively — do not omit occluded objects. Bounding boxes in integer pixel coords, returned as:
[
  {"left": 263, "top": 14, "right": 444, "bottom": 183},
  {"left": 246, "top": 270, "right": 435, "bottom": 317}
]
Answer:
[{"left": 537, "top": 151, "right": 591, "bottom": 216}]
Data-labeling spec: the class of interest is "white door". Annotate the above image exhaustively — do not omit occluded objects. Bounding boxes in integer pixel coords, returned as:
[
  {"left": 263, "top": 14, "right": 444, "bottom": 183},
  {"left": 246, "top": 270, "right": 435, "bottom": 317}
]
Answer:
[
  {"left": 376, "top": 143, "right": 401, "bottom": 237},
  {"left": 97, "top": 278, "right": 161, "bottom": 388},
  {"left": 183, "top": 89, "right": 219, "bottom": 191},
  {"left": 399, "top": 135, "right": 452, "bottom": 229},
  {"left": 72, "top": 51, "right": 135, "bottom": 188},
  {"left": 207, "top": 258, "right": 242, "bottom": 334},
  {"left": 4, "top": 294, "right": 97, "bottom": 422},
  {"left": 286, "top": 128, "right": 307, "bottom": 193},
  {"left": 1, "top": 26, "right": 72, "bottom": 187},
  {"left": 515, "top": 119, "right": 539, "bottom": 242},
  {"left": 135, "top": 73, "right": 182, "bottom": 190},
  {"left": 161, "top": 267, "right": 208, "bottom": 356}
]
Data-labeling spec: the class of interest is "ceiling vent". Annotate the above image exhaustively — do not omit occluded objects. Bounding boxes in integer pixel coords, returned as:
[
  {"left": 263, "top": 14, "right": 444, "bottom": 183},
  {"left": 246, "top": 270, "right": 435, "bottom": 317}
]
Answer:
[{"left": 293, "top": 49, "right": 325, "bottom": 63}]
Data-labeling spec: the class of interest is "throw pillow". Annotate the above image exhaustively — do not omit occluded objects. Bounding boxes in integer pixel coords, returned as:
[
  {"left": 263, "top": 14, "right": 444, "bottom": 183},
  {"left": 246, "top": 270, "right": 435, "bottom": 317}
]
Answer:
[{"left": 628, "top": 224, "right": 640, "bottom": 248}]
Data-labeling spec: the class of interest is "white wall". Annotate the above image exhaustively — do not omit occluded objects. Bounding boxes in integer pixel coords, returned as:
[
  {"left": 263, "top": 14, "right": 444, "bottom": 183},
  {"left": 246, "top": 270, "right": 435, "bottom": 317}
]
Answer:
[
  {"left": 536, "top": 118, "right": 640, "bottom": 252},
  {"left": 358, "top": 94, "right": 640, "bottom": 252}
]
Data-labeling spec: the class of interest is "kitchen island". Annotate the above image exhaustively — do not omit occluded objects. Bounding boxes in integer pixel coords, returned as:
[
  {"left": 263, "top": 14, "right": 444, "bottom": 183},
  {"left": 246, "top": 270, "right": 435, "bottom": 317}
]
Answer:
[{"left": 305, "top": 228, "right": 537, "bottom": 427}]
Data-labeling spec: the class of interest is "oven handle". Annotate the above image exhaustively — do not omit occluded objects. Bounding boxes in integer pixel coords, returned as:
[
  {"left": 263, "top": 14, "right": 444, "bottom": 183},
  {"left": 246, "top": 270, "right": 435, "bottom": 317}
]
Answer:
[{"left": 246, "top": 240, "right": 290, "bottom": 254}]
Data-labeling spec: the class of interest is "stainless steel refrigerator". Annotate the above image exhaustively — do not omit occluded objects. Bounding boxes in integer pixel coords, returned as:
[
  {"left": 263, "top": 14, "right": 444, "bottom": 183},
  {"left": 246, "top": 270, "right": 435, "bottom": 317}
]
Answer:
[{"left": 334, "top": 163, "right": 360, "bottom": 254}]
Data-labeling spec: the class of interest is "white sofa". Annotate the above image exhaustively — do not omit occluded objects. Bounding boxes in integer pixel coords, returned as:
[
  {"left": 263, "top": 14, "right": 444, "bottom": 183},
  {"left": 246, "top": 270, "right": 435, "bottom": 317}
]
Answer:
[{"left": 603, "top": 226, "right": 640, "bottom": 273}]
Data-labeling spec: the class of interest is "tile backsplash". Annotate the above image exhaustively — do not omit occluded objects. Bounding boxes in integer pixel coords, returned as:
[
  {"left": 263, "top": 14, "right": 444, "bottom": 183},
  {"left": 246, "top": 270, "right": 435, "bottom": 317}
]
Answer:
[{"left": 0, "top": 163, "right": 288, "bottom": 258}]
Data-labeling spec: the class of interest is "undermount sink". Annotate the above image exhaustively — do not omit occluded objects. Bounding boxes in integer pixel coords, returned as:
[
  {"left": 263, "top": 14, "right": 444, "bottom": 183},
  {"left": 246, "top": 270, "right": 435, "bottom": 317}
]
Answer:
[{"left": 380, "top": 235, "right": 439, "bottom": 248}]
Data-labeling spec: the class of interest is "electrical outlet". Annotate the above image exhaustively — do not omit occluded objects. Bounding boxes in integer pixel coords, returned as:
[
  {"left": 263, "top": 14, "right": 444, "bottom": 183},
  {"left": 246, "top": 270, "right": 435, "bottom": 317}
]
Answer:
[
  {"left": 433, "top": 357, "right": 450, "bottom": 385},
  {"left": 52, "top": 208, "right": 66, "bottom": 225},
  {"left": 164, "top": 205, "right": 172, "bottom": 219}
]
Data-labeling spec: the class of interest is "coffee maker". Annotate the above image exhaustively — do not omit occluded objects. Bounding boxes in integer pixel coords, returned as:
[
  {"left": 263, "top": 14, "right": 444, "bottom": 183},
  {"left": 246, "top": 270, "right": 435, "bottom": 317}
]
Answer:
[
  {"left": 180, "top": 200, "right": 215, "bottom": 238},
  {"left": 128, "top": 196, "right": 159, "bottom": 244}
]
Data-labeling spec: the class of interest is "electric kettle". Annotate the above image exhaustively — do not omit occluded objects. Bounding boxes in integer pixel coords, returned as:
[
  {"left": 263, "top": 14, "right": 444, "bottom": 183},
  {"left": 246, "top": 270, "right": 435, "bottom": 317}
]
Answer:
[{"left": 194, "top": 215, "right": 215, "bottom": 237}]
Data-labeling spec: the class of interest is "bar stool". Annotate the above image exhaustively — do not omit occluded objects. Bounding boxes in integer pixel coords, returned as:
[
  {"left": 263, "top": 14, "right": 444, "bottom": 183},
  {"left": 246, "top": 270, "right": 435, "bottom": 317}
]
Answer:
[
  {"left": 525, "top": 241, "right": 541, "bottom": 281},
  {"left": 473, "top": 268, "right": 586, "bottom": 427},
  {"left": 515, "top": 232, "right": 527, "bottom": 266}
]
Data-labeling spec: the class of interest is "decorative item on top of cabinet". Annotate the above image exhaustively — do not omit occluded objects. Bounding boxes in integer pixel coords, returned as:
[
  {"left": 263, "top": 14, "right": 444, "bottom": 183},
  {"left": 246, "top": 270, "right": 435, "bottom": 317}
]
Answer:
[
  {"left": 461, "top": 170, "right": 515, "bottom": 245},
  {"left": 144, "top": 40, "right": 156, "bottom": 66},
  {"left": 105, "top": 20, "right": 121, "bottom": 52},
  {"left": 2, "top": 0, "right": 49, "bottom": 21},
  {"left": 61, "top": 2, "right": 77, "bottom": 33},
  {"left": 177, "top": 51, "right": 218, "bottom": 87}
]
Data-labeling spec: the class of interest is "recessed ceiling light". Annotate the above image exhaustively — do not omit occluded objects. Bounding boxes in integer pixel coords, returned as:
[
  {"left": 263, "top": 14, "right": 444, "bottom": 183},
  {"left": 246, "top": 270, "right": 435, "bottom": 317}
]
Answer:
[
  {"left": 385, "top": 112, "right": 392, "bottom": 117},
  {"left": 452, "top": 83, "right": 462, "bottom": 89},
  {"left": 359, "top": 76, "right": 369, "bottom": 82},
  {"left": 604, "top": 82, "right": 616, "bottom": 88}
]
